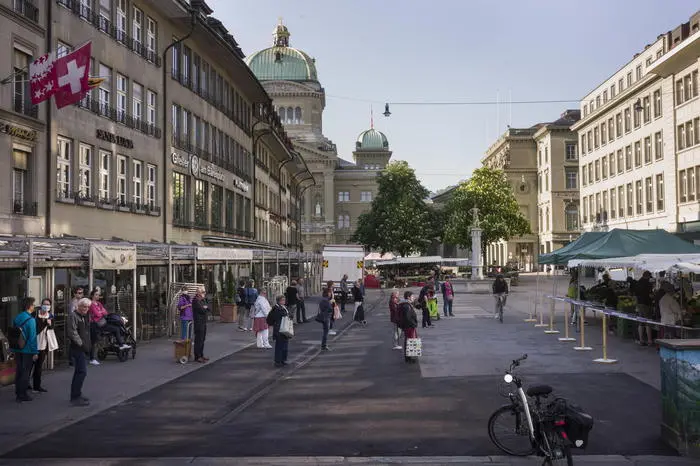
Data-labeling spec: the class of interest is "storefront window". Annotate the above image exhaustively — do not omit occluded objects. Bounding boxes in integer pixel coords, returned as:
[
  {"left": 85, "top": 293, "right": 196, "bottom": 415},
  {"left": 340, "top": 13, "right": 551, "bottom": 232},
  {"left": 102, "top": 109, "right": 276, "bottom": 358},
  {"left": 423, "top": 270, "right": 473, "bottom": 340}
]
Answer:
[{"left": 136, "top": 266, "right": 168, "bottom": 340}]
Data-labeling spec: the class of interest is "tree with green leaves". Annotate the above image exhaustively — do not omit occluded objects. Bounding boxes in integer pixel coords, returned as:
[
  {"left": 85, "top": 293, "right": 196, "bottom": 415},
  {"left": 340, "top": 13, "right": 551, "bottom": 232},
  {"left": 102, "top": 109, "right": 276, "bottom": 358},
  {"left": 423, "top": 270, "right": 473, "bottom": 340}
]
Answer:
[
  {"left": 352, "top": 160, "right": 437, "bottom": 257},
  {"left": 443, "top": 166, "right": 531, "bottom": 263}
]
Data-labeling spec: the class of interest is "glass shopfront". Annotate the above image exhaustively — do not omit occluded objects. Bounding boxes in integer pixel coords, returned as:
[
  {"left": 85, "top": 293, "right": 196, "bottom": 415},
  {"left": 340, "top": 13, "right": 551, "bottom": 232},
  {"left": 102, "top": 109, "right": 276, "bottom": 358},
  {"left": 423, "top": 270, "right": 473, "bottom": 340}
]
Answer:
[
  {"left": 136, "top": 266, "right": 168, "bottom": 341},
  {"left": 0, "top": 269, "right": 27, "bottom": 341}
]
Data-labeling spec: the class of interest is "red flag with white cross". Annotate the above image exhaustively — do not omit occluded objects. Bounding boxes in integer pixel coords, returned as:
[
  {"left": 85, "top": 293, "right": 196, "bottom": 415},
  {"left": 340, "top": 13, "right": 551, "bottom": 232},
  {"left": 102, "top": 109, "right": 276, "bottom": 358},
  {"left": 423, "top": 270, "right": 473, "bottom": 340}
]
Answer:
[
  {"left": 53, "top": 42, "right": 92, "bottom": 109},
  {"left": 29, "top": 52, "right": 57, "bottom": 105}
]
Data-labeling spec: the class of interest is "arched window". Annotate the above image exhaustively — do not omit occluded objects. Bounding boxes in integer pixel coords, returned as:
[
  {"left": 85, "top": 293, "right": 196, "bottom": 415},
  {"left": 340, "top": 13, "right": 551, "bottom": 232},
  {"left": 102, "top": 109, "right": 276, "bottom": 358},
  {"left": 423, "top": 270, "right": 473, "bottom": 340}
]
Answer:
[
  {"left": 278, "top": 107, "right": 286, "bottom": 123},
  {"left": 295, "top": 106, "right": 302, "bottom": 124},
  {"left": 286, "top": 107, "right": 293, "bottom": 124},
  {"left": 565, "top": 204, "right": 579, "bottom": 231}
]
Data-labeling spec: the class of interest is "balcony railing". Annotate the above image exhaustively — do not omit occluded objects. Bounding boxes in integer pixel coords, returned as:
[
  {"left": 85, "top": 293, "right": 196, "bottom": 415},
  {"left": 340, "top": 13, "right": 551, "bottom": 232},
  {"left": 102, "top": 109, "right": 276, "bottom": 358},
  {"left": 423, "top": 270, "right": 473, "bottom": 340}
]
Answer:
[
  {"left": 77, "top": 95, "right": 161, "bottom": 138},
  {"left": 57, "top": 0, "right": 160, "bottom": 66},
  {"left": 14, "top": 96, "right": 38, "bottom": 118},
  {"left": 13, "top": 200, "right": 38, "bottom": 216},
  {"left": 14, "top": 0, "right": 39, "bottom": 22}
]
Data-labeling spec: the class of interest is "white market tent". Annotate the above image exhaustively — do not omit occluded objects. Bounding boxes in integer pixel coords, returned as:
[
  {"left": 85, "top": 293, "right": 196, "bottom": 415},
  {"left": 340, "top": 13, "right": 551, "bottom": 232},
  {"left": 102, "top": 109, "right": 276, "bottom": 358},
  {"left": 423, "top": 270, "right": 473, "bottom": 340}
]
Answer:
[
  {"left": 364, "top": 252, "right": 395, "bottom": 261},
  {"left": 375, "top": 256, "right": 471, "bottom": 266},
  {"left": 569, "top": 254, "right": 700, "bottom": 274}
]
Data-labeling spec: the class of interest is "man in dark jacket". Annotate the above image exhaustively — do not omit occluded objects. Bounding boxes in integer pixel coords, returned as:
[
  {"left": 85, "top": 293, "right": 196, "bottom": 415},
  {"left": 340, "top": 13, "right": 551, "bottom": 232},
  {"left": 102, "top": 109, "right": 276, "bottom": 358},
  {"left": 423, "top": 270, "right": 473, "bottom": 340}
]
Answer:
[
  {"left": 351, "top": 279, "right": 365, "bottom": 323},
  {"left": 492, "top": 274, "right": 509, "bottom": 321},
  {"left": 267, "top": 295, "right": 290, "bottom": 367},
  {"left": 193, "top": 286, "right": 210, "bottom": 363},
  {"left": 398, "top": 291, "right": 419, "bottom": 363},
  {"left": 285, "top": 281, "right": 299, "bottom": 323},
  {"left": 68, "top": 298, "right": 92, "bottom": 406},
  {"left": 636, "top": 270, "right": 654, "bottom": 345},
  {"left": 318, "top": 293, "right": 333, "bottom": 351}
]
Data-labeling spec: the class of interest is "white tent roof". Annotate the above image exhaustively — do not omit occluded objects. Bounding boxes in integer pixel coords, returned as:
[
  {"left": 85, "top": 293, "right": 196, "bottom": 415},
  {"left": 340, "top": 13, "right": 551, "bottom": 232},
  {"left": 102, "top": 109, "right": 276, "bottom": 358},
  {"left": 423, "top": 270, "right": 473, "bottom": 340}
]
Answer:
[
  {"left": 569, "top": 254, "right": 700, "bottom": 273},
  {"left": 364, "top": 252, "right": 395, "bottom": 261}
]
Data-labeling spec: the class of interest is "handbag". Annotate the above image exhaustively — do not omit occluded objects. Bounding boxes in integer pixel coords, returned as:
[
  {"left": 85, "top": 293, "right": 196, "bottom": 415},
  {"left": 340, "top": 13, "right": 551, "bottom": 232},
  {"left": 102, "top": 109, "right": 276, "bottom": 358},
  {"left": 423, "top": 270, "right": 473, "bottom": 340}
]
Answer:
[
  {"left": 333, "top": 304, "right": 342, "bottom": 320},
  {"left": 279, "top": 315, "right": 294, "bottom": 338},
  {"left": 405, "top": 338, "right": 422, "bottom": 357}
]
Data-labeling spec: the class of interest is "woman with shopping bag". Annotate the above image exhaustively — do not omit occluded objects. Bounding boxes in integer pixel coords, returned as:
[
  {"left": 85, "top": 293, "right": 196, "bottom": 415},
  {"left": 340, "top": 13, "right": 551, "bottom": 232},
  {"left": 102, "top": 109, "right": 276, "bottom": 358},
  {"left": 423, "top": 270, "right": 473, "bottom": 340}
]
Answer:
[
  {"left": 398, "top": 291, "right": 420, "bottom": 364},
  {"left": 31, "top": 298, "right": 59, "bottom": 393},
  {"left": 266, "top": 295, "right": 291, "bottom": 368}
]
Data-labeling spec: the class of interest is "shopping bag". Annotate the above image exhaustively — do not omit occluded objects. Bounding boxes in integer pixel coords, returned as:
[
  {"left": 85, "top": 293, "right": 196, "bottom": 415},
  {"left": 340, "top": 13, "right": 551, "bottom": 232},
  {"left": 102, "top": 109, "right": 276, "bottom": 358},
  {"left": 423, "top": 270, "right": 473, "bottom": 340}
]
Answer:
[
  {"left": 333, "top": 304, "right": 342, "bottom": 320},
  {"left": 405, "top": 338, "right": 422, "bottom": 357},
  {"left": 279, "top": 316, "right": 294, "bottom": 338}
]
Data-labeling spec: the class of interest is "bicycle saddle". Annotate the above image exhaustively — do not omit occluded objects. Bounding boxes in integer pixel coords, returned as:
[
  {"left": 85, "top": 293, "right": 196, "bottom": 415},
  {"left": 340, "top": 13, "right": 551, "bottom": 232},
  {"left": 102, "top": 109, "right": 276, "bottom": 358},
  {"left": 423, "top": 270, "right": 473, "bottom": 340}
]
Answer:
[{"left": 526, "top": 385, "right": 553, "bottom": 397}]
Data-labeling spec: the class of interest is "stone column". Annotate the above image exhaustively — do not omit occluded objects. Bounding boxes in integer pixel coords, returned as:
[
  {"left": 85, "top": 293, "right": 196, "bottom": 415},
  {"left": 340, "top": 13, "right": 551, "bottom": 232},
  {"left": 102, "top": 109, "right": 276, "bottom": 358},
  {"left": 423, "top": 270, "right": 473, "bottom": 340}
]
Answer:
[{"left": 471, "top": 227, "right": 483, "bottom": 280}]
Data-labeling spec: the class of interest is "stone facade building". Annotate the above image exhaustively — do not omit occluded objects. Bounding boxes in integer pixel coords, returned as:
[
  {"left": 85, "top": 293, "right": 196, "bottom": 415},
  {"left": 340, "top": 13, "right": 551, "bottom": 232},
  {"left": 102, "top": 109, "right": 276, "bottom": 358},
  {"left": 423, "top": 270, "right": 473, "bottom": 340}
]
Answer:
[
  {"left": 0, "top": 0, "right": 310, "bottom": 250},
  {"left": 573, "top": 11, "right": 700, "bottom": 237},
  {"left": 246, "top": 21, "right": 391, "bottom": 253}
]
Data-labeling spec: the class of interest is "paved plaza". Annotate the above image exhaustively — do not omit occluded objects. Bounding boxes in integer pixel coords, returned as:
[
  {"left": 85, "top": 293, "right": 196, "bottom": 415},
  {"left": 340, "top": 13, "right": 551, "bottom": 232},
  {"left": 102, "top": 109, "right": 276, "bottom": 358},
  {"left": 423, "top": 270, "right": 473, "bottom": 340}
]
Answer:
[{"left": 0, "top": 276, "right": 697, "bottom": 466}]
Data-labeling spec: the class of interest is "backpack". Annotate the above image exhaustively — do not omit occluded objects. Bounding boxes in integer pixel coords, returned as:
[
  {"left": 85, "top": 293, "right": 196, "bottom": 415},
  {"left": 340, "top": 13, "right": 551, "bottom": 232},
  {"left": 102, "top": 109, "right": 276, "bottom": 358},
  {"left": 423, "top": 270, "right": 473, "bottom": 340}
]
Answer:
[
  {"left": 8, "top": 315, "right": 32, "bottom": 350},
  {"left": 245, "top": 287, "right": 258, "bottom": 306}
]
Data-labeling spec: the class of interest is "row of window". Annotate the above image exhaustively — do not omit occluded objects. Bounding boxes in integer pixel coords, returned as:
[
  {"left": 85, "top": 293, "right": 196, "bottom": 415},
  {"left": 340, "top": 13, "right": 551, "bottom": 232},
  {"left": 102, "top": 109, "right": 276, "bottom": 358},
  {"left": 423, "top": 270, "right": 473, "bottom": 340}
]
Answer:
[
  {"left": 56, "top": 136, "right": 156, "bottom": 208},
  {"left": 337, "top": 191, "right": 373, "bottom": 202},
  {"left": 582, "top": 132, "right": 664, "bottom": 187},
  {"left": 677, "top": 117, "right": 700, "bottom": 151},
  {"left": 172, "top": 171, "right": 252, "bottom": 235},
  {"left": 171, "top": 104, "right": 252, "bottom": 181},
  {"left": 582, "top": 174, "right": 665, "bottom": 224},
  {"left": 171, "top": 40, "right": 252, "bottom": 133},
  {"left": 538, "top": 205, "right": 579, "bottom": 233},
  {"left": 581, "top": 89, "right": 662, "bottom": 156},
  {"left": 255, "top": 217, "right": 286, "bottom": 245},
  {"left": 538, "top": 168, "right": 579, "bottom": 193},
  {"left": 254, "top": 180, "right": 286, "bottom": 216},
  {"left": 679, "top": 166, "right": 700, "bottom": 204},
  {"left": 337, "top": 214, "right": 351, "bottom": 230},
  {"left": 277, "top": 106, "right": 303, "bottom": 125},
  {"left": 58, "top": 0, "right": 160, "bottom": 66},
  {"left": 583, "top": 52, "right": 662, "bottom": 117},
  {"left": 675, "top": 70, "right": 699, "bottom": 106}
]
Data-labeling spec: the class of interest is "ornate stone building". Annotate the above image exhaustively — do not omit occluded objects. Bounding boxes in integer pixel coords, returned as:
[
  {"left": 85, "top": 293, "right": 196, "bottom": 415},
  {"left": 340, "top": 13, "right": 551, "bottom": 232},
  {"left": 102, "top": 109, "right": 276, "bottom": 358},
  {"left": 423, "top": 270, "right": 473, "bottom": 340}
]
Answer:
[{"left": 247, "top": 21, "right": 391, "bottom": 252}]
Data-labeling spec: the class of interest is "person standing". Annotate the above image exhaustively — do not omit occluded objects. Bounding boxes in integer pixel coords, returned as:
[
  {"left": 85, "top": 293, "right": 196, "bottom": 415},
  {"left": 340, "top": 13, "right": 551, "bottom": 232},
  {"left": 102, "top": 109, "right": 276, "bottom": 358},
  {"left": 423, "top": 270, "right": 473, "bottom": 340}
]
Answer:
[
  {"left": 636, "top": 270, "right": 654, "bottom": 346},
  {"left": 253, "top": 290, "right": 273, "bottom": 349},
  {"left": 243, "top": 280, "right": 258, "bottom": 332},
  {"left": 296, "top": 278, "right": 307, "bottom": 324},
  {"left": 266, "top": 295, "right": 290, "bottom": 367},
  {"left": 441, "top": 277, "right": 455, "bottom": 317},
  {"left": 69, "top": 287, "right": 84, "bottom": 313},
  {"left": 177, "top": 286, "right": 193, "bottom": 340},
  {"left": 192, "top": 286, "right": 210, "bottom": 363},
  {"left": 389, "top": 291, "right": 402, "bottom": 350},
  {"left": 285, "top": 280, "right": 299, "bottom": 323},
  {"left": 339, "top": 274, "right": 349, "bottom": 312},
  {"left": 68, "top": 298, "right": 92, "bottom": 406},
  {"left": 418, "top": 279, "right": 433, "bottom": 329},
  {"left": 236, "top": 280, "right": 247, "bottom": 331},
  {"left": 318, "top": 291, "right": 333, "bottom": 351},
  {"left": 31, "top": 298, "right": 57, "bottom": 393},
  {"left": 351, "top": 279, "right": 365, "bottom": 323},
  {"left": 492, "top": 274, "right": 509, "bottom": 321},
  {"left": 12, "top": 297, "right": 38, "bottom": 403},
  {"left": 398, "top": 291, "right": 419, "bottom": 363}
]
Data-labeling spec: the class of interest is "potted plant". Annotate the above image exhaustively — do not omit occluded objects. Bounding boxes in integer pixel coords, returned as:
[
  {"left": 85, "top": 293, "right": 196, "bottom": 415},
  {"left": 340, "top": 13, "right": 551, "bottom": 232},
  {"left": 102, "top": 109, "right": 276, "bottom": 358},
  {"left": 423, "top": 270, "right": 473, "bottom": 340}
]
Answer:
[{"left": 220, "top": 267, "right": 238, "bottom": 323}]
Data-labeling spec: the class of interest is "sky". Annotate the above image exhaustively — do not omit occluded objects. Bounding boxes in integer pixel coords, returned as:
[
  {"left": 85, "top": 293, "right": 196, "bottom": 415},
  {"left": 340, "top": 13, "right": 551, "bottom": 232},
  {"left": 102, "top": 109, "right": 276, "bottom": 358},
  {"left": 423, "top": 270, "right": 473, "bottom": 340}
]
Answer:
[{"left": 207, "top": 0, "right": 699, "bottom": 193}]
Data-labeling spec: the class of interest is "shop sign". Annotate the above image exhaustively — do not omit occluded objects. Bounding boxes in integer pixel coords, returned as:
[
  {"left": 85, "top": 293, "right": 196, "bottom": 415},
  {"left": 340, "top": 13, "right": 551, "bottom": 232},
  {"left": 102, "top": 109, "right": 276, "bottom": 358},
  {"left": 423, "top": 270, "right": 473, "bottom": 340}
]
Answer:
[
  {"left": 199, "top": 159, "right": 225, "bottom": 183},
  {"left": 96, "top": 129, "right": 134, "bottom": 149},
  {"left": 197, "top": 247, "right": 253, "bottom": 261},
  {"left": 0, "top": 122, "right": 37, "bottom": 141},
  {"left": 171, "top": 151, "right": 190, "bottom": 169},
  {"left": 233, "top": 178, "right": 250, "bottom": 193},
  {"left": 90, "top": 244, "right": 136, "bottom": 270}
]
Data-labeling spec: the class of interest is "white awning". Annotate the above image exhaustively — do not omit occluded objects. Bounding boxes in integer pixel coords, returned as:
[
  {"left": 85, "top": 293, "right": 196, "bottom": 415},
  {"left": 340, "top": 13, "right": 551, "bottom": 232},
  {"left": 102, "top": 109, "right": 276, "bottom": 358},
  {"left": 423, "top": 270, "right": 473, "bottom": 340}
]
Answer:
[{"left": 569, "top": 254, "right": 700, "bottom": 273}]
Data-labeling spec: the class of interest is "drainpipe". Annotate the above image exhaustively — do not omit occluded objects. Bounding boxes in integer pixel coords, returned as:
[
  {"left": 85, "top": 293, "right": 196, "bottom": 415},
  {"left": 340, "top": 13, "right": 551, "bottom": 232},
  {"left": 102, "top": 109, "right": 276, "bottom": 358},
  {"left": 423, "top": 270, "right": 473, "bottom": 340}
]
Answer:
[
  {"left": 45, "top": 1, "right": 52, "bottom": 237},
  {"left": 162, "top": 9, "right": 198, "bottom": 243}
]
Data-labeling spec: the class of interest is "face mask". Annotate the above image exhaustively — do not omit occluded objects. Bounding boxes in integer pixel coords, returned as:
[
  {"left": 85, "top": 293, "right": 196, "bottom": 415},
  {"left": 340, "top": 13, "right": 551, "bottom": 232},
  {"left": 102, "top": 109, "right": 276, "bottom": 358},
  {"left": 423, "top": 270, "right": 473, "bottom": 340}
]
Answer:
[{"left": 41, "top": 304, "right": 51, "bottom": 313}]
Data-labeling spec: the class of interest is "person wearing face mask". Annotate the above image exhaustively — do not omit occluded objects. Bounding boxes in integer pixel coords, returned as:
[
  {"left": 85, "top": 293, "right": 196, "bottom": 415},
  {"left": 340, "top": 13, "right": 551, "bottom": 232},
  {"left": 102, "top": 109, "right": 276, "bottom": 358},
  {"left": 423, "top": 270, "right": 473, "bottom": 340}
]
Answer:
[{"left": 30, "top": 298, "right": 59, "bottom": 393}]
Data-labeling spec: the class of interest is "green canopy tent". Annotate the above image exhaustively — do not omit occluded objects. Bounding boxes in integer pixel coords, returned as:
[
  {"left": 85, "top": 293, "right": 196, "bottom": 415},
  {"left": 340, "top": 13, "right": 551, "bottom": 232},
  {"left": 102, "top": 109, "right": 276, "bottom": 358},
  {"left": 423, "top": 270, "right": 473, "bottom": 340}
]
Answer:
[
  {"left": 538, "top": 232, "right": 607, "bottom": 265},
  {"left": 557, "top": 229, "right": 700, "bottom": 263}
]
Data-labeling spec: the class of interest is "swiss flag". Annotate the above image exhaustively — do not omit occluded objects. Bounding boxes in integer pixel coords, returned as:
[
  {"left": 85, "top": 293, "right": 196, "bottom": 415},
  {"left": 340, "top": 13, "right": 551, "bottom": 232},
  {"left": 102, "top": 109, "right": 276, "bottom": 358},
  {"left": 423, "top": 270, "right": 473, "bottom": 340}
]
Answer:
[
  {"left": 29, "top": 52, "right": 57, "bottom": 105},
  {"left": 53, "top": 42, "right": 92, "bottom": 109}
]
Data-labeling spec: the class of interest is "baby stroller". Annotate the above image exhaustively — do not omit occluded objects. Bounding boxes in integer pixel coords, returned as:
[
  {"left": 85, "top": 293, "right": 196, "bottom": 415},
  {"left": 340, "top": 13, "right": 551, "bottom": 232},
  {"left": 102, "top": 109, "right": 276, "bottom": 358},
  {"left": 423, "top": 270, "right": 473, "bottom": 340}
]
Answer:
[{"left": 95, "top": 313, "right": 137, "bottom": 362}]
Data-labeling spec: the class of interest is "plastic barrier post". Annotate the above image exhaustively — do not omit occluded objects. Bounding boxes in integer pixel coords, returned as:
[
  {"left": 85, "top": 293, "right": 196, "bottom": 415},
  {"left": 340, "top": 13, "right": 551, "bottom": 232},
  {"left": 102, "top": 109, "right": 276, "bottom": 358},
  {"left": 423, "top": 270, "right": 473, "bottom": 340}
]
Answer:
[
  {"left": 534, "top": 296, "right": 548, "bottom": 327},
  {"left": 593, "top": 313, "right": 618, "bottom": 364},
  {"left": 544, "top": 297, "right": 560, "bottom": 334},
  {"left": 574, "top": 305, "right": 593, "bottom": 351},
  {"left": 558, "top": 303, "right": 576, "bottom": 342},
  {"left": 524, "top": 296, "right": 537, "bottom": 322}
]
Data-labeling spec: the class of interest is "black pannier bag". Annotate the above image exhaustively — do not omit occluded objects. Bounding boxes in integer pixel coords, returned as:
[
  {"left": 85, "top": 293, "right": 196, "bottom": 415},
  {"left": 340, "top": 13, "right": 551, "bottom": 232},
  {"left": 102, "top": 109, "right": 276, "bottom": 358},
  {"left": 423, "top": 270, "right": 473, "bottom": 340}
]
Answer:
[{"left": 564, "top": 402, "right": 594, "bottom": 449}]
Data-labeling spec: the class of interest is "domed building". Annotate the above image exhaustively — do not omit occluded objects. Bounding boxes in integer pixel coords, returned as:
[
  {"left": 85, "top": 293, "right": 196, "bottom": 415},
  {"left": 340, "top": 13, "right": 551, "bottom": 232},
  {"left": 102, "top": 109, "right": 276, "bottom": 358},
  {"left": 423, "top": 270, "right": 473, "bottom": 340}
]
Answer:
[{"left": 246, "top": 21, "right": 392, "bottom": 252}]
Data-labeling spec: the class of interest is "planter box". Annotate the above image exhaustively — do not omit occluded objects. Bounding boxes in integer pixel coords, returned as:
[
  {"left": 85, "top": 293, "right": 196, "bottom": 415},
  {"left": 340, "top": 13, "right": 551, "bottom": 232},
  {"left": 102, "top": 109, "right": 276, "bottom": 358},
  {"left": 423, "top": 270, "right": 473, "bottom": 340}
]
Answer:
[{"left": 220, "top": 303, "right": 238, "bottom": 323}]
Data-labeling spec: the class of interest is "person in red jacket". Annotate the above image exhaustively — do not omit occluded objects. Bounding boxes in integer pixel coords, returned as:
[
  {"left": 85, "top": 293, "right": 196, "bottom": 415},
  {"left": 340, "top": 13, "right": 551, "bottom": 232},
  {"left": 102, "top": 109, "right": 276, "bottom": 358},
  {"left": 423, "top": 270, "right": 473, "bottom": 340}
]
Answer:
[{"left": 389, "top": 291, "right": 402, "bottom": 350}]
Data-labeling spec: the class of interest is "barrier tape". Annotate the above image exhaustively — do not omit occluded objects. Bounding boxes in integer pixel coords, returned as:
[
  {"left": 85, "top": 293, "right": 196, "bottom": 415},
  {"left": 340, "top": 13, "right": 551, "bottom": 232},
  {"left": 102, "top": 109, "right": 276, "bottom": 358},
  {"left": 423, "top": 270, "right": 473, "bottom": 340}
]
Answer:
[{"left": 546, "top": 295, "right": 697, "bottom": 331}]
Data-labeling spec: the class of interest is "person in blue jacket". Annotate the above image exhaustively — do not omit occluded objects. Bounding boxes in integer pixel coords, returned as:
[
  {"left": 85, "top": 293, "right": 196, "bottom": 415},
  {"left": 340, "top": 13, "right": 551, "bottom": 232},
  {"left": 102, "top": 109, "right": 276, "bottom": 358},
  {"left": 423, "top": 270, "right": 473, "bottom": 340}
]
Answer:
[{"left": 13, "top": 297, "right": 39, "bottom": 403}]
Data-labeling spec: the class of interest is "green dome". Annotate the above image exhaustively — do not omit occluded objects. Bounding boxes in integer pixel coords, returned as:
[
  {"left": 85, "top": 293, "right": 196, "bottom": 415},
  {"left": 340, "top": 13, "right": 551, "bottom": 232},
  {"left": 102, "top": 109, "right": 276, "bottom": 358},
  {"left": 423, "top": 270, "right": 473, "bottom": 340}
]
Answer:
[
  {"left": 246, "top": 22, "right": 318, "bottom": 82},
  {"left": 356, "top": 128, "right": 389, "bottom": 151}
]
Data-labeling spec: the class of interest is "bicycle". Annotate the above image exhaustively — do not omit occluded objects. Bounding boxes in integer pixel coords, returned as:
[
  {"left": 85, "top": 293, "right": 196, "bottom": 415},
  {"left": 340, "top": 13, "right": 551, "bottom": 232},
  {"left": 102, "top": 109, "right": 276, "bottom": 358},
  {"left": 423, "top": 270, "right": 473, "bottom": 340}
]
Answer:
[{"left": 488, "top": 354, "right": 592, "bottom": 465}]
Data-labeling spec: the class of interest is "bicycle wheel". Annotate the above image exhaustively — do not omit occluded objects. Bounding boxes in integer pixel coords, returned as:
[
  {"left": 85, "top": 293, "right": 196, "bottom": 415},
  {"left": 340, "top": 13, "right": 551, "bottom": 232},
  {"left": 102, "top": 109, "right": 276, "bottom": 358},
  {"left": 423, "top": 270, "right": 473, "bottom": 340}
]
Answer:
[{"left": 488, "top": 405, "right": 537, "bottom": 456}]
